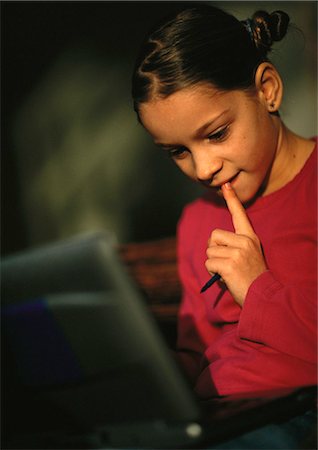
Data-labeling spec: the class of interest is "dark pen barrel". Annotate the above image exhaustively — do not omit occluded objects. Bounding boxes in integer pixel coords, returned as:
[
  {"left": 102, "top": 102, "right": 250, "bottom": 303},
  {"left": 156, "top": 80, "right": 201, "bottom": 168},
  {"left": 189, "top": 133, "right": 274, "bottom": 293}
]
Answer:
[{"left": 200, "top": 273, "right": 221, "bottom": 293}]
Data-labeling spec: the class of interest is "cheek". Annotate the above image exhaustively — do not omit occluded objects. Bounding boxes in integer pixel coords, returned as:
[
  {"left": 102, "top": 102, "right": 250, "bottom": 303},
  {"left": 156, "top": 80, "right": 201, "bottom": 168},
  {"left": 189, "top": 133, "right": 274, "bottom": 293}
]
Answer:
[
  {"left": 174, "top": 159, "right": 195, "bottom": 178},
  {"left": 238, "top": 133, "right": 274, "bottom": 172}
]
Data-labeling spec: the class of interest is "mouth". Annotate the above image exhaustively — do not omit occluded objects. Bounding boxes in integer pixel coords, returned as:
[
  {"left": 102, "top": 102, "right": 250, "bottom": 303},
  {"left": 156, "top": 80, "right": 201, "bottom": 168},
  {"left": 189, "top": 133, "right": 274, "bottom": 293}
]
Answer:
[{"left": 212, "top": 171, "right": 240, "bottom": 189}]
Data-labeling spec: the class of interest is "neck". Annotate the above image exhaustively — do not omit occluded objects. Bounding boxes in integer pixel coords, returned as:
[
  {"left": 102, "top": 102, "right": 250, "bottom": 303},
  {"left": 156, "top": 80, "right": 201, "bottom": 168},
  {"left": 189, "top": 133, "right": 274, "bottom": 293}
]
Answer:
[{"left": 261, "top": 120, "right": 314, "bottom": 197}]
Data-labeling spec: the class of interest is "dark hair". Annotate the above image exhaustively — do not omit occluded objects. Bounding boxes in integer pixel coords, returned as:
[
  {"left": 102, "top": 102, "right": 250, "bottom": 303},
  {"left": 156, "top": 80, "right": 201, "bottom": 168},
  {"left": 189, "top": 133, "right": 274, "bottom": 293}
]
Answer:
[{"left": 132, "top": 4, "right": 289, "bottom": 115}]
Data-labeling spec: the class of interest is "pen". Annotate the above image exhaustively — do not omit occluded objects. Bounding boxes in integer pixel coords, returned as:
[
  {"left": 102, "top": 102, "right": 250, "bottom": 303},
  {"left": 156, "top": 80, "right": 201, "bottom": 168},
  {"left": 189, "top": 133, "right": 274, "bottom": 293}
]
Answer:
[{"left": 200, "top": 273, "right": 221, "bottom": 293}]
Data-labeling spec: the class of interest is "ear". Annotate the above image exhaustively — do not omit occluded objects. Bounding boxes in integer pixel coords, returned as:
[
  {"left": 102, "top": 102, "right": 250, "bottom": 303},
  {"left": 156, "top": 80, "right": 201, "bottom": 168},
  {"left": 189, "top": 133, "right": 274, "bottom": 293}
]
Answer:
[{"left": 254, "top": 62, "right": 283, "bottom": 114}]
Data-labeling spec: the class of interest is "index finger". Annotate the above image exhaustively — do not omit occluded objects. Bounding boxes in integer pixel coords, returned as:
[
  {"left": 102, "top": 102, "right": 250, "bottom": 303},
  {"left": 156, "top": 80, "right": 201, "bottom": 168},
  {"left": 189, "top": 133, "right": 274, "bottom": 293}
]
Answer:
[{"left": 221, "top": 182, "right": 255, "bottom": 236}]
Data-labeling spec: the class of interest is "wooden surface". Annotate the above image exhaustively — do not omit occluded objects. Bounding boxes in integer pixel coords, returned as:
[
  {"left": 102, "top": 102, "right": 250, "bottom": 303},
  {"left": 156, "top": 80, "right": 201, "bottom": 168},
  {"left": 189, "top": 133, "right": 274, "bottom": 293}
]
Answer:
[
  {"left": 118, "top": 236, "right": 181, "bottom": 309},
  {"left": 118, "top": 236, "right": 181, "bottom": 346}
]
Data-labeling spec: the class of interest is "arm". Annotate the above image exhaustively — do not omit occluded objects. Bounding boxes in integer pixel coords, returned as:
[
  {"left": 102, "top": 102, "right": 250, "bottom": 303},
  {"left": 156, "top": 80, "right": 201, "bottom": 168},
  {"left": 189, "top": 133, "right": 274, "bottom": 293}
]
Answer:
[
  {"left": 239, "top": 271, "right": 317, "bottom": 363},
  {"left": 205, "top": 182, "right": 317, "bottom": 363}
]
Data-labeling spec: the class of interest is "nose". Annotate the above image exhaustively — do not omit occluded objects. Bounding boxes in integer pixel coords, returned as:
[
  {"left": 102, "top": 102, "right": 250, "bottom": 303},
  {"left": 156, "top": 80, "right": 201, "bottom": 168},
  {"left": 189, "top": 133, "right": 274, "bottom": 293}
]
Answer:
[{"left": 193, "top": 150, "right": 223, "bottom": 184}]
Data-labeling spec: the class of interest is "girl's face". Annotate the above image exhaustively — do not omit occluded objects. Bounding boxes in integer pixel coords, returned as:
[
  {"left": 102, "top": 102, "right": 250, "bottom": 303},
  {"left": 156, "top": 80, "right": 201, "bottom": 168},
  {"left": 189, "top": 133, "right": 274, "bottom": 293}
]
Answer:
[{"left": 140, "top": 83, "right": 281, "bottom": 204}]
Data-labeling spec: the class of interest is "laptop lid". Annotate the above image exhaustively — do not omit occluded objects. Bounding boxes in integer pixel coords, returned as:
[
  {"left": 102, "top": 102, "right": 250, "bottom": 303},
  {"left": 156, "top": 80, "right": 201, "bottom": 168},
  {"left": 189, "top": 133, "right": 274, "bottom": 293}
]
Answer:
[{"left": 2, "top": 231, "right": 204, "bottom": 448}]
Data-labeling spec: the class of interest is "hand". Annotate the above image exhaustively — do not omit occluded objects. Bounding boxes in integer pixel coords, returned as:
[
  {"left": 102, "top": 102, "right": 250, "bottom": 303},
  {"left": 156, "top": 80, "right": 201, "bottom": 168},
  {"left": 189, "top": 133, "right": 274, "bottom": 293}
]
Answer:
[{"left": 205, "top": 182, "right": 267, "bottom": 306}]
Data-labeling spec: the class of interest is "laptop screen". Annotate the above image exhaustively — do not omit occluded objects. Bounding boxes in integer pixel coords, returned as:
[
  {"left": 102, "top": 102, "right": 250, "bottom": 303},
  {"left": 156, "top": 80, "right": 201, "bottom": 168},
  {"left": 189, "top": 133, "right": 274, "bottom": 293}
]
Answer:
[{"left": 1, "top": 231, "right": 201, "bottom": 443}]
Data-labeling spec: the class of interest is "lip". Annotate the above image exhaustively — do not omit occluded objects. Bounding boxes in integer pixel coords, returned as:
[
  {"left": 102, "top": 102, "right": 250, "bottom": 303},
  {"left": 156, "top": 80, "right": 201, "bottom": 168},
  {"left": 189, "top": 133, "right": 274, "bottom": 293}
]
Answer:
[{"left": 212, "top": 172, "right": 240, "bottom": 188}]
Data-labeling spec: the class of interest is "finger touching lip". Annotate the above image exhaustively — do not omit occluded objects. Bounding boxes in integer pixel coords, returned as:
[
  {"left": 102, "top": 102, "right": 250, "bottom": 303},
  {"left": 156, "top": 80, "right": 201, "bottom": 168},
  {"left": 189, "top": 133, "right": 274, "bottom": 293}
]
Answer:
[{"left": 213, "top": 172, "right": 240, "bottom": 188}]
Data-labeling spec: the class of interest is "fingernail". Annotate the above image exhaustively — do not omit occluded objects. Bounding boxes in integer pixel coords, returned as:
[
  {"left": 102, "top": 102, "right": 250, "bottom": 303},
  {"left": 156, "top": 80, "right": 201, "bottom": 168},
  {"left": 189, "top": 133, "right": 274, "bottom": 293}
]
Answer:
[{"left": 224, "top": 182, "right": 232, "bottom": 189}]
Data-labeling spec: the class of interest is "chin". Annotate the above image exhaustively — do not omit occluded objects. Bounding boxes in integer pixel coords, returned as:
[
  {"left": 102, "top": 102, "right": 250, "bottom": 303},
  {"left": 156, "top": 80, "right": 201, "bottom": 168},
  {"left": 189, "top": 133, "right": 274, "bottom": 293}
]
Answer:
[{"left": 240, "top": 189, "right": 261, "bottom": 206}]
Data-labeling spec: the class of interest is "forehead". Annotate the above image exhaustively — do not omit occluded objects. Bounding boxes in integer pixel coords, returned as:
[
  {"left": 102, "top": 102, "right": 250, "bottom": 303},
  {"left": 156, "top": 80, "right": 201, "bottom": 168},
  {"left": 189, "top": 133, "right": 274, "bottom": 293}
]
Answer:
[
  {"left": 141, "top": 84, "right": 219, "bottom": 121},
  {"left": 140, "top": 84, "right": 242, "bottom": 141}
]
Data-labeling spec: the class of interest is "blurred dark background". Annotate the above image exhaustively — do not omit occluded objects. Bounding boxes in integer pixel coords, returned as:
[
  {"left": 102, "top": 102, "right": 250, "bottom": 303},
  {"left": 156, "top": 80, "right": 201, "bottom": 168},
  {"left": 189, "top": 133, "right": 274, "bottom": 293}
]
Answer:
[{"left": 2, "top": 1, "right": 317, "bottom": 256}]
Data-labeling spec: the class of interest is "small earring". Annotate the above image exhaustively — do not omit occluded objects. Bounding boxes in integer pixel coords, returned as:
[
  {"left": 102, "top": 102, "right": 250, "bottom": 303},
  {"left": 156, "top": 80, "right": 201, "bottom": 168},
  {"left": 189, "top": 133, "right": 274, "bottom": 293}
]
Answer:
[{"left": 268, "top": 101, "right": 280, "bottom": 117}]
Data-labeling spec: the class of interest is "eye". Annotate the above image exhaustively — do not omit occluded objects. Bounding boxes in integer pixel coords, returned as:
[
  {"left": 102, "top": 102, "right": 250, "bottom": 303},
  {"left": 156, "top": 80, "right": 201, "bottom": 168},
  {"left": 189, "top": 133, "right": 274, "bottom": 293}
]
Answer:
[
  {"left": 207, "top": 126, "right": 229, "bottom": 142},
  {"left": 165, "top": 146, "right": 188, "bottom": 160}
]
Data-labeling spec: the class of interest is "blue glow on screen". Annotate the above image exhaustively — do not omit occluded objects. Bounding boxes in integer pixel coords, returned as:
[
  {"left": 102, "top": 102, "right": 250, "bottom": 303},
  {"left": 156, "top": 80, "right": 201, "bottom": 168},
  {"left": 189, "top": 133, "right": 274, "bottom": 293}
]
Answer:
[{"left": 2, "top": 298, "right": 83, "bottom": 386}]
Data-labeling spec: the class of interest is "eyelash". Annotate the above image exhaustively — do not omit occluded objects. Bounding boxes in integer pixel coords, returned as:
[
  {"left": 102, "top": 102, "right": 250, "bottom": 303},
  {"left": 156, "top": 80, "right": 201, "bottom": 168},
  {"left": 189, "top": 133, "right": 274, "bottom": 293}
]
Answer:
[
  {"left": 167, "top": 147, "right": 187, "bottom": 159},
  {"left": 207, "top": 126, "right": 229, "bottom": 142},
  {"left": 165, "top": 126, "right": 229, "bottom": 159}
]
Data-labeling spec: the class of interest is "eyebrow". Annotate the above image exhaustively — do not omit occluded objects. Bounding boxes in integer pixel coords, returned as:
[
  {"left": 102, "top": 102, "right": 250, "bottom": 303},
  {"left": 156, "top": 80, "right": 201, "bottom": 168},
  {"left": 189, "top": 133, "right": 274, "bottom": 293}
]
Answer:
[{"left": 155, "top": 109, "right": 230, "bottom": 147}]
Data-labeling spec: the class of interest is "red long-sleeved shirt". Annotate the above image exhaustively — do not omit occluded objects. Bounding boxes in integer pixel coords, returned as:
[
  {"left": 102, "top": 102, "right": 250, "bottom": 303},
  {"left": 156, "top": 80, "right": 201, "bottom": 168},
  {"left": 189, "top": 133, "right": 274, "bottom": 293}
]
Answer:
[{"left": 176, "top": 142, "right": 317, "bottom": 398}]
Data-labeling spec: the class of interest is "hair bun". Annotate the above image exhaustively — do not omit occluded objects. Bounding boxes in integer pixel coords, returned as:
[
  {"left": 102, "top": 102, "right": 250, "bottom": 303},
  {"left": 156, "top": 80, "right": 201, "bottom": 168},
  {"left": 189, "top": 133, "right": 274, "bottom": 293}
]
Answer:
[{"left": 250, "top": 10, "right": 290, "bottom": 54}]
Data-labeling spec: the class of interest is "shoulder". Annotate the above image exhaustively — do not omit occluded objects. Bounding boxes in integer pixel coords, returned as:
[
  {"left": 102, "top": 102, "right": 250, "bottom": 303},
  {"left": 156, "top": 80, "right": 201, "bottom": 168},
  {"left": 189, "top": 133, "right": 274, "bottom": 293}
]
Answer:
[
  {"left": 308, "top": 137, "right": 317, "bottom": 171},
  {"left": 177, "top": 191, "right": 226, "bottom": 238},
  {"left": 176, "top": 193, "right": 218, "bottom": 261},
  {"left": 178, "top": 192, "right": 213, "bottom": 226},
  {"left": 179, "top": 196, "right": 207, "bottom": 225},
  {"left": 299, "top": 137, "right": 317, "bottom": 193}
]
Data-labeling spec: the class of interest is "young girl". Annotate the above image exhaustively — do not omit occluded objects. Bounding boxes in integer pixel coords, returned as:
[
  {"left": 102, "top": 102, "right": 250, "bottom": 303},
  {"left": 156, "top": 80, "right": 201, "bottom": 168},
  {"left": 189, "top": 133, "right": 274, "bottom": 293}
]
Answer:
[{"left": 132, "top": 4, "right": 316, "bottom": 447}]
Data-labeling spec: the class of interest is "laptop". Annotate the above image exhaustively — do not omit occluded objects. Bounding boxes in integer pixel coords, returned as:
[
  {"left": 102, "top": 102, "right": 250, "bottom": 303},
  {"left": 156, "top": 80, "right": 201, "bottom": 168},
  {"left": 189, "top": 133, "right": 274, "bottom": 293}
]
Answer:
[{"left": 1, "top": 231, "right": 316, "bottom": 449}]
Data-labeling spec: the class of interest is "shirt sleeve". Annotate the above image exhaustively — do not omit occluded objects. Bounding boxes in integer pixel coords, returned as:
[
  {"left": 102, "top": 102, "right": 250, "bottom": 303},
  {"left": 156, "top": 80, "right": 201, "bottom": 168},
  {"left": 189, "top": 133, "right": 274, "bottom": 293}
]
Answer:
[{"left": 238, "top": 270, "right": 317, "bottom": 364}]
